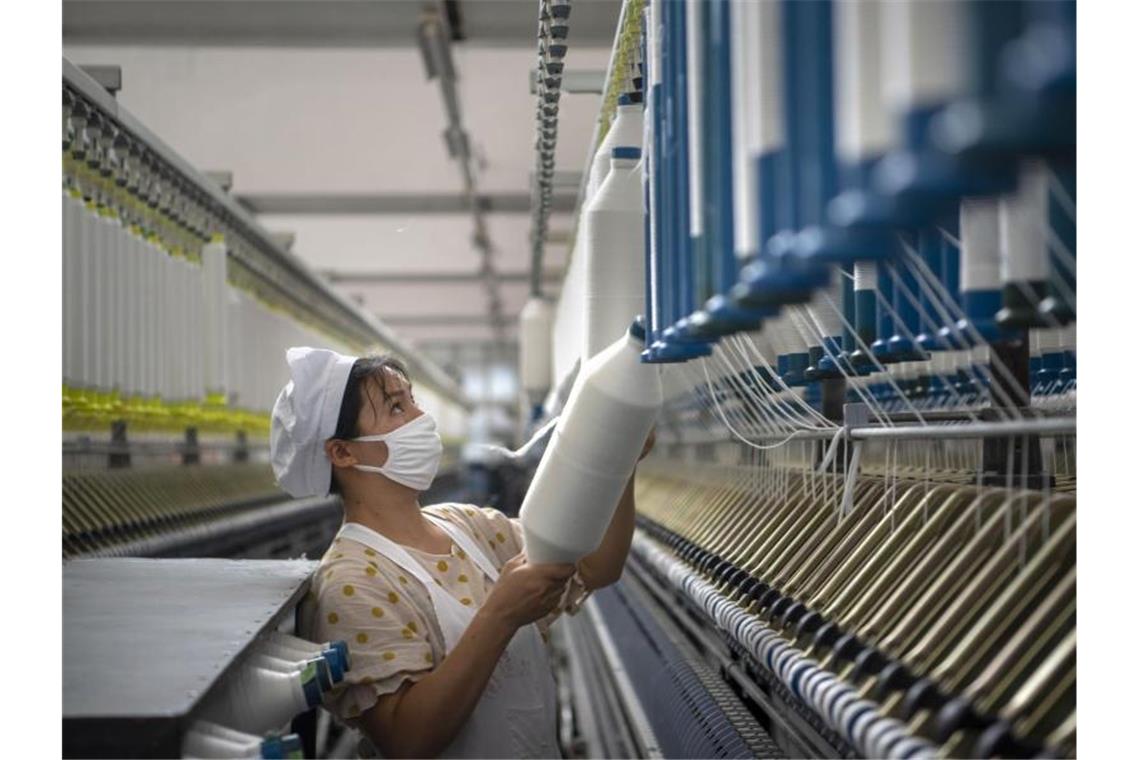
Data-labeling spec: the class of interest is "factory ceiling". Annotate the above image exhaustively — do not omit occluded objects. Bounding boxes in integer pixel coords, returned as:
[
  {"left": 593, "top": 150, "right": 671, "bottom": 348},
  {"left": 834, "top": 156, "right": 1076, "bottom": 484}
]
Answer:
[{"left": 63, "top": 0, "right": 619, "bottom": 357}]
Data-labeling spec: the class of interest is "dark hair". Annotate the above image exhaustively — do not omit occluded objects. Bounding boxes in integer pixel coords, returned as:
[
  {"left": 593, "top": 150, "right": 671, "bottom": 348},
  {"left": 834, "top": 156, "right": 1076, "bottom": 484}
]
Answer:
[{"left": 328, "top": 354, "right": 411, "bottom": 495}]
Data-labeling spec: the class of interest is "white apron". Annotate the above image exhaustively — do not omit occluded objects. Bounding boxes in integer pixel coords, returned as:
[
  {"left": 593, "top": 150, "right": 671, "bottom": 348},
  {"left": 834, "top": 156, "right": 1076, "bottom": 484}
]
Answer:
[{"left": 338, "top": 515, "right": 560, "bottom": 759}]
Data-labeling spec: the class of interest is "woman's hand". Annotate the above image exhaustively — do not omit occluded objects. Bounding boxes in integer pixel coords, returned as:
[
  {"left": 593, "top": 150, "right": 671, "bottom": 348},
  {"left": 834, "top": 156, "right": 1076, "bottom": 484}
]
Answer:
[{"left": 481, "top": 554, "right": 577, "bottom": 630}]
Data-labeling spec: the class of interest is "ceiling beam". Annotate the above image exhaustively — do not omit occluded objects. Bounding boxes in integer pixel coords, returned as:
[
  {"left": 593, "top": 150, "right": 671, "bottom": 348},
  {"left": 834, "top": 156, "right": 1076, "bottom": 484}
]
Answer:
[
  {"left": 528, "top": 70, "right": 605, "bottom": 94},
  {"left": 237, "top": 192, "right": 576, "bottom": 216},
  {"left": 380, "top": 314, "right": 517, "bottom": 327},
  {"left": 63, "top": 1, "right": 621, "bottom": 47},
  {"left": 324, "top": 270, "right": 563, "bottom": 285}
]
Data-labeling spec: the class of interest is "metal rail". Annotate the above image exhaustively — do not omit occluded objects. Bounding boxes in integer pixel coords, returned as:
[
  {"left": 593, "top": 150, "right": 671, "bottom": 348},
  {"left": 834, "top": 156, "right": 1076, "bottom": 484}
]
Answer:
[{"left": 659, "top": 416, "right": 1075, "bottom": 447}]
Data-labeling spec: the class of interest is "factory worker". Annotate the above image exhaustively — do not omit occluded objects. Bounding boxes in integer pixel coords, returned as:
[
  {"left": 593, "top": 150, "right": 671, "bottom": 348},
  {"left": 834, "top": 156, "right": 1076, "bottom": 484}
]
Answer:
[{"left": 271, "top": 347, "right": 652, "bottom": 758}]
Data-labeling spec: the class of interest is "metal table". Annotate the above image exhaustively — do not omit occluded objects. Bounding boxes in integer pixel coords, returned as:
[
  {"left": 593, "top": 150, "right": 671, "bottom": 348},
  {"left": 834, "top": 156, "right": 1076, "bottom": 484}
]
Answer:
[{"left": 63, "top": 558, "right": 317, "bottom": 757}]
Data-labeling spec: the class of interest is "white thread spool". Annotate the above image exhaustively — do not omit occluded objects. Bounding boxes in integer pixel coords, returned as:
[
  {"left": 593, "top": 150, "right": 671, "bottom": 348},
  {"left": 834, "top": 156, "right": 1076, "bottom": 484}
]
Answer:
[
  {"left": 147, "top": 236, "right": 163, "bottom": 400},
  {"left": 999, "top": 161, "right": 1050, "bottom": 285},
  {"left": 122, "top": 229, "right": 137, "bottom": 401},
  {"left": 959, "top": 199, "right": 1003, "bottom": 294},
  {"left": 78, "top": 201, "right": 95, "bottom": 392},
  {"left": 584, "top": 149, "right": 645, "bottom": 360},
  {"left": 265, "top": 630, "right": 350, "bottom": 675},
  {"left": 1060, "top": 323, "right": 1075, "bottom": 353},
  {"left": 520, "top": 296, "right": 555, "bottom": 402},
  {"left": 200, "top": 663, "right": 319, "bottom": 736},
  {"left": 63, "top": 192, "right": 82, "bottom": 388},
  {"left": 520, "top": 330, "right": 662, "bottom": 564},
  {"left": 834, "top": 0, "right": 891, "bottom": 165},
  {"left": 730, "top": 0, "right": 763, "bottom": 260},
  {"left": 757, "top": 1, "right": 784, "bottom": 154},
  {"left": 104, "top": 213, "right": 121, "bottom": 396},
  {"left": 201, "top": 239, "right": 227, "bottom": 398},
  {"left": 881, "top": 0, "right": 969, "bottom": 122},
  {"left": 588, "top": 101, "right": 643, "bottom": 199},
  {"left": 181, "top": 721, "right": 267, "bottom": 759},
  {"left": 92, "top": 207, "right": 112, "bottom": 394},
  {"left": 161, "top": 248, "right": 176, "bottom": 402},
  {"left": 226, "top": 289, "right": 241, "bottom": 408},
  {"left": 191, "top": 258, "right": 205, "bottom": 402}
]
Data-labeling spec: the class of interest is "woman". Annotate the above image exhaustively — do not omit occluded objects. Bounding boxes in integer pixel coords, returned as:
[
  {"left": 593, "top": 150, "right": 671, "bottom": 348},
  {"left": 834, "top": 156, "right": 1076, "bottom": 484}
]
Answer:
[{"left": 270, "top": 347, "right": 652, "bottom": 758}]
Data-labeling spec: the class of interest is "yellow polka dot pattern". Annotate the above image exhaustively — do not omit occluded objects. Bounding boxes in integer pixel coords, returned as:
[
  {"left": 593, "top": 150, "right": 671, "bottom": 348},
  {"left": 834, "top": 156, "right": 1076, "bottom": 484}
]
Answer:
[{"left": 308, "top": 505, "right": 594, "bottom": 724}]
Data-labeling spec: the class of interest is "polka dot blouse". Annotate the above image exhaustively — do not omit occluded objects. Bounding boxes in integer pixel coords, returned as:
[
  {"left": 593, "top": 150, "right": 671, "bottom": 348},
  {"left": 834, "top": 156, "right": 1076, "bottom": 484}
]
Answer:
[{"left": 297, "top": 503, "right": 592, "bottom": 725}]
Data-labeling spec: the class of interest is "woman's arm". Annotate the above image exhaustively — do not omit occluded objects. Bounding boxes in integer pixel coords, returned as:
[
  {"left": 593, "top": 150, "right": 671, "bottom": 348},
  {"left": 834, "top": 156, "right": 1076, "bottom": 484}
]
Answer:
[
  {"left": 576, "top": 429, "right": 655, "bottom": 590},
  {"left": 576, "top": 473, "right": 637, "bottom": 590},
  {"left": 358, "top": 606, "right": 515, "bottom": 758},
  {"left": 357, "top": 556, "right": 576, "bottom": 757}
]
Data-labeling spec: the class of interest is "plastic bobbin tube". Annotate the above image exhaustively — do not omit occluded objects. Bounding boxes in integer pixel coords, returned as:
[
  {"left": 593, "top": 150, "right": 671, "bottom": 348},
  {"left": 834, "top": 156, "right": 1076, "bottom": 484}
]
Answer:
[
  {"left": 996, "top": 160, "right": 1051, "bottom": 328},
  {"left": 957, "top": 198, "right": 1005, "bottom": 343}
]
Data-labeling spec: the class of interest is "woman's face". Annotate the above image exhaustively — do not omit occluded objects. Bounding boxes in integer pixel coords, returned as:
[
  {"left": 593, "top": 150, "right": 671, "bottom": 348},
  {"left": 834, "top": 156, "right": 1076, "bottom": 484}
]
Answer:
[{"left": 349, "top": 367, "right": 423, "bottom": 467}]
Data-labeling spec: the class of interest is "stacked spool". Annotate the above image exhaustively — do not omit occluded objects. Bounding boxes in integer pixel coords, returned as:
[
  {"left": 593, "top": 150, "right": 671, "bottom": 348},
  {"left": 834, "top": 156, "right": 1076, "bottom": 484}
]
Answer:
[{"left": 191, "top": 632, "right": 349, "bottom": 756}]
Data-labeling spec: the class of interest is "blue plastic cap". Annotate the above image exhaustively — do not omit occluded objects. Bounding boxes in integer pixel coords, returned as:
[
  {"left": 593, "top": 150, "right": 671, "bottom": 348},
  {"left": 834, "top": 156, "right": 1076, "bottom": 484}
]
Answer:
[
  {"left": 629, "top": 316, "right": 647, "bottom": 343},
  {"left": 260, "top": 737, "right": 285, "bottom": 759},
  {"left": 329, "top": 639, "right": 351, "bottom": 671},
  {"left": 612, "top": 146, "right": 641, "bottom": 160},
  {"left": 618, "top": 93, "right": 633, "bottom": 105},
  {"left": 281, "top": 734, "right": 304, "bottom": 759}
]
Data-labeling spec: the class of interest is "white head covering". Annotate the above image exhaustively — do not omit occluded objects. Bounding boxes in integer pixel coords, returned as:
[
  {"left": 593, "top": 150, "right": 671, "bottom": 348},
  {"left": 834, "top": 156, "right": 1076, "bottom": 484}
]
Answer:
[{"left": 270, "top": 347, "right": 358, "bottom": 498}]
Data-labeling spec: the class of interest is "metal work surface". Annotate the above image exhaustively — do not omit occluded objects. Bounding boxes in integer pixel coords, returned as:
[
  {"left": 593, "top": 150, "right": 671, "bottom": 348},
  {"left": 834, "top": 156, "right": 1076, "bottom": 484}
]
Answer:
[{"left": 63, "top": 558, "right": 316, "bottom": 756}]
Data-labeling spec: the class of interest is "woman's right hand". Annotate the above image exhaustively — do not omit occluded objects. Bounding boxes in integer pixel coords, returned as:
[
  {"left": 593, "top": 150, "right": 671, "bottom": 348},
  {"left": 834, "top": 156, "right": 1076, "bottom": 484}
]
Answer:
[{"left": 482, "top": 554, "right": 577, "bottom": 630}]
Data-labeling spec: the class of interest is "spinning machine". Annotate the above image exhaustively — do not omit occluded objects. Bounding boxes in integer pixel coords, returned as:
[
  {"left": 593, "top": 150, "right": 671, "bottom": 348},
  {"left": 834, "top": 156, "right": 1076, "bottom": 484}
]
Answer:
[{"left": 524, "top": 1, "right": 1076, "bottom": 757}]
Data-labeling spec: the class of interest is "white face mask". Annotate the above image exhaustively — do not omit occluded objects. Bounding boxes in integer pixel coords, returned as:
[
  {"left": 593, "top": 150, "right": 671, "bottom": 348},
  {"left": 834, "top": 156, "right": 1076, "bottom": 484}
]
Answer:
[{"left": 352, "top": 412, "right": 443, "bottom": 492}]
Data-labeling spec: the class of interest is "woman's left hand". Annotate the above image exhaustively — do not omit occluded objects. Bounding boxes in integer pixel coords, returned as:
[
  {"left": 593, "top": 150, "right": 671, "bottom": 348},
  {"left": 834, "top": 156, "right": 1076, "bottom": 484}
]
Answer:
[{"left": 638, "top": 427, "right": 656, "bottom": 462}]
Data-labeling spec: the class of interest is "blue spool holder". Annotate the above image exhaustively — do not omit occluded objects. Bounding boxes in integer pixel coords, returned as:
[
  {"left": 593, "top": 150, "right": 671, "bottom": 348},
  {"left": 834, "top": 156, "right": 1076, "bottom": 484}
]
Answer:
[
  {"left": 863, "top": 3, "right": 1026, "bottom": 231},
  {"left": 931, "top": 1, "right": 1074, "bottom": 170},
  {"left": 731, "top": 0, "right": 831, "bottom": 311},
  {"left": 794, "top": 0, "right": 894, "bottom": 269},
  {"left": 651, "top": 0, "right": 713, "bottom": 362},
  {"left": 691, "top": 0, "right": 770, "bottom": 337}
]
